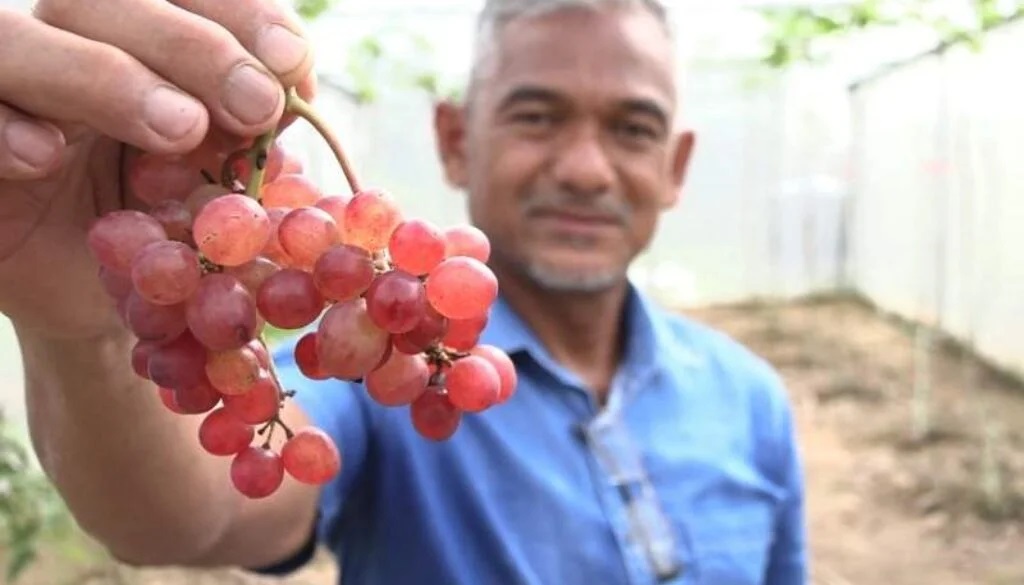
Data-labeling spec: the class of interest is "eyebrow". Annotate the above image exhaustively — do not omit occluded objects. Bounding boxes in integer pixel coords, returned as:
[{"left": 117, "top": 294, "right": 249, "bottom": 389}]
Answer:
[{"left": 496, "top": 85, "right": 670, "bottom": 129}]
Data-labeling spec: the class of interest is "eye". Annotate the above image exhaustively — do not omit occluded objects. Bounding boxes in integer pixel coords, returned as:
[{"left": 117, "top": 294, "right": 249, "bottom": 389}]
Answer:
[
  {"left": 616, "top": 120, "right": 658, "bottom": 141},
  {"left": 509, "top": 110, "right": 555, "bottom": 127}
]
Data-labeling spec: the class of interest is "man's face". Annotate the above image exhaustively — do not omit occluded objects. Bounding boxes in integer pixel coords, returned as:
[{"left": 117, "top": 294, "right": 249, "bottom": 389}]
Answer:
[{"left": 435, "top": 5, "right": 694, "bottom": 293}]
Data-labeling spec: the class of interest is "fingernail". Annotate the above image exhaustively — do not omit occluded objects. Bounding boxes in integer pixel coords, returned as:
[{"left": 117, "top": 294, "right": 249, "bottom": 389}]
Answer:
[
  {"left": 4, "top": 120, "right": 59, "bottom": 168},
  {"left": 255, "top": 24, "right": 309, "bottom": 77},
  {"left": 222, "top": 64, "right": 282, "bottom": 126},
  {"left": 144, "top": 86, "right": 204, "bottom": 140}
]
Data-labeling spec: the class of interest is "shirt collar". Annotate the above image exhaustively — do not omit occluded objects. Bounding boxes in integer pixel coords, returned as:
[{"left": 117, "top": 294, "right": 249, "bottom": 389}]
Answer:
[{"left": 476, "top": 281, "right": 673, "bottom": 384}]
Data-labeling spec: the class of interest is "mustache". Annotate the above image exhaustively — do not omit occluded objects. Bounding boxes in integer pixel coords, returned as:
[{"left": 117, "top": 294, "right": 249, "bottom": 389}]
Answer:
[{"left": 521, "top": 191, "right": 633, "bottom": 224}]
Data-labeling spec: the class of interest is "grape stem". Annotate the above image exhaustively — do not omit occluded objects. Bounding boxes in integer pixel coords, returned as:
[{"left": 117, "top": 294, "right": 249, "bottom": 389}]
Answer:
[
  {"left": 244, "top": 131, "right": 278, "bottom": 200},
  {"left": 284, "top": 87, "right": 362, "bottom": 195}
]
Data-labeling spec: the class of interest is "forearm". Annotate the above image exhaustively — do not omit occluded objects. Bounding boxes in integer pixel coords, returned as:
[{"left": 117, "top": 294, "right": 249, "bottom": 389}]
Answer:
[{"left": 18, "top": 325, "right": 245, "bottom": 565}]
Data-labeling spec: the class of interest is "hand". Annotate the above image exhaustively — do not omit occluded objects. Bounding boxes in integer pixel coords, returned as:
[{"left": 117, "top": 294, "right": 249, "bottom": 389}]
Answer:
[{"left": 0, "top": 0, "right": 315, "bottom": 339}]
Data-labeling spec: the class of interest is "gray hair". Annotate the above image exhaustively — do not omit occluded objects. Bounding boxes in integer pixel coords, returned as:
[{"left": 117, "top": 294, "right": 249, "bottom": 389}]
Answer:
[{"left": 467, "top": 0, "right": 672, "bottom": 98}]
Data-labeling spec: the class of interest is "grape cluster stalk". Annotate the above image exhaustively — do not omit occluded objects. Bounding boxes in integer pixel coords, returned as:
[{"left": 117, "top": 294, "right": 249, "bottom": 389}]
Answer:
[{"left": 86, "top": 87, "right": 517, "bottom": 500}]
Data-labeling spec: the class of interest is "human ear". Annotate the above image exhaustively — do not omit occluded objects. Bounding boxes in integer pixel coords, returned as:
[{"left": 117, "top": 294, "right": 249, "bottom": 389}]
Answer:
[{"left": 433, "top": 100, "right": 470, "bottom": 189}]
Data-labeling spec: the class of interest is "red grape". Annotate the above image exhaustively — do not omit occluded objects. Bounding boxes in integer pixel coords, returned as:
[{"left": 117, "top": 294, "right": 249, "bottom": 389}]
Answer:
[
  {"left": 444, "top": 225, "right": 491, "bottom": 263},
  {"left": 445, "top": 355, "right": 500, "bottom": 413},
  {"left": 158, "top": 387, "right": 187, "bottom": 414},
  {"left": 365, "top": 352, "right": 430, "bottom": 407},
  {"left": 397, "top": 306, "right": 449, "bottom": 353},
  {"left": 185, "top": 274, "right": 259, "bottom": 351},
  {"left": 222, "top": 375, "right": 280, "bottom": 425},
  {"left": 389, "top": 219, "right": 445, "bottom": 275},
  {"left": 313, "top": 245, "right": 375, "bottom": 302},
  {"left": 344, "top": 189, "right": 402, "bottom": 251},
  {"left": 131, "top": 241, "right": 202, "bottom": 305},
  {"left": 295, "top": 333, "right": 329, "bottom": 380},
  {"left": 281, "top": 428, "right": 341, "bottom": 485},
  {"left": 442, "top": 314, "right": 489, "bottom": 351},
  {"left": 316, "top": 299, "right": 390, "bottom": 381},
  {"left": 392, "top": 335, "right": 424, "bottom": 355},
  {"left": 193, "top": 194, "right": 272, "bottom": 267},
  {"left": 470, "top": 345, "right": 518, "bottom": 404},
  {"left": 124, "top": 291, "right": 187, "bottom": 343},
  {"left": 262, "top": 174, "right": 321, "bottom": 208},
  {"left": 87, "top": 211, "right": 167, "bottom": 275},
  {"left": 199, "top": 408, "right": 254, "bottom": 456},
  {"left": 131, "top": 340, "right": 160, "bottom": 379},
  {"left": 256, "top": 269, "right": 324, "bottom": 330},
  {"left": 278, "top": 207, "right": 340, "bottom": 270},
  {"left": 205, "top": 346, "right": 263, "bottom": 396},
  {"left": 231, "top": 447, "right": 284, "bottom": 499},
  {"left": 426, "top": 257, "right": 498, "bottom": 320},
  {"left": 365, "top": 270, "right": 426, "bottom": 334},
  {"left": 174, "top": 377, "right": 222, "bottom": 415},
  {"left": 147, "top": 331, "right": 207, "bottom": 391},
  {"left": 411, "top": 391, "right": 462, "bottom": 441}
]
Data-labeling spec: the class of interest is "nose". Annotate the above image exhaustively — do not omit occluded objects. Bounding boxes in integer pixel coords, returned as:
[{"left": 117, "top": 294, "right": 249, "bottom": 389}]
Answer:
[{"left": 551, "top": 124, "right": 616, "bottom": 197}]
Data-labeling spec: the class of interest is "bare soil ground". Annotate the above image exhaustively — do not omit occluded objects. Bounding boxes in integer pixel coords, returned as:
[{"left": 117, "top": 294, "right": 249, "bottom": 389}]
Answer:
[{"left": 6, "top": 296, "right": 1023, "bottom": 584}]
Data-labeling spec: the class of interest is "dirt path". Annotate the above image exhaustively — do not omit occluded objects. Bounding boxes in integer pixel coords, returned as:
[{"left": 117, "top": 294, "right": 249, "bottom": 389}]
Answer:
[
  {"left": 6, "top": 298, "right": 1023, "bottom": 585},
  {"left": 690, "top": 298, "right": 1024, "bottom": 585}
]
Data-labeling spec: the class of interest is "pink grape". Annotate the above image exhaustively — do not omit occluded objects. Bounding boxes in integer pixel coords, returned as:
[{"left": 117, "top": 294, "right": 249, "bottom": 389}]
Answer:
[
  {"left": 392, "top": 335, "right": 424, "bottom": 355},
  {"left": 185, "top": 184, "right": 231, "bottom": 217},
  {"left": 126, "top": 152, "right": 205, "bottom": 205},
  {"left": 185, "top": 274, "right": 259, "bottom": 351},
  {"left": 148, "top": 200, "right": 193, "bottom": 244},
  {"left": 278, "top": 207, "right": 340, "bottom": 270},
  {"left": 193, "top": 194, "right": 272, "bottom": 267},
  {"left": 199, "top": 408, "right": 254, "bottom": 456},
  {"left": 410, "top": 391, "right": 462, "bottom": 441},
  {"left": 389, "top": 219, "right": 446, "bottom": 275},
  {"left": 426, "top": 257, "right": 498, "bottom": 320},
  {"left": 344, "top": 189, "right": 402, "bottom": 251},
  {"left": 444, "top": 225, "right": 491, "bottom": 262},
  {"left": 261, "top": 207, "right": 293, "bottom": 267},
  {"left": 315, "top": 196, "right": 350, "bottom": 241},
  {"left": 231, "top": 447, "right": 284, "bottom": 499},
  {"left": 124, "top": 291, "right": 187, "bottom": 343},
  {"left": 131, "top": 240, "right": 202, "bottom": 305},
  {"left": 87, "top": 210, "right": 167, "bottom": 275},
  {"left": 365, "top": 270, "right": 426, "bottom": 334},
  {"left": 470, "top": 345, "right": 518, "bottom": 403},
  {"left": 365, "top": 352, "right": 430, "bottom": 407},
  {"left": 224, "top": 257, "right": 281, "bottom": 294},
  {"left": 99, "top": 266, "right": 133, "bottom": 299},
  {"left": 313, "top": 245, "right": 375, "bottom": 302},
  {"left": 281, "top": 428, "right": 341, "bottom": 485},
  {"left": 262, "top": 174, "right": 321, "bottom": 208},
  {"left": 232, "top": 142, "right": 285, "bottom": 185},
  {"left": 316, "top": 299, "right": 390, "bottom": 381},
  {"left": 256, "top": 269, "right": 324, "bottom": 330},
  {"left": 445, "top": 355, "right": 501, "bottom": 413}
]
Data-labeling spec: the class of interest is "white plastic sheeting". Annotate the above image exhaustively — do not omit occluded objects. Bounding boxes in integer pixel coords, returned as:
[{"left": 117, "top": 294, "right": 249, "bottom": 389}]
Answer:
[{"left": 847, "top": 18, "right": 1024, "bottom": 377}]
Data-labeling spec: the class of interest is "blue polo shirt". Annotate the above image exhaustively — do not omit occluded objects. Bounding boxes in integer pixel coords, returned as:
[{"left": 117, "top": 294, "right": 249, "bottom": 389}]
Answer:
[{"left": 266, "top": 283, "right": 807, "bottom": 585}]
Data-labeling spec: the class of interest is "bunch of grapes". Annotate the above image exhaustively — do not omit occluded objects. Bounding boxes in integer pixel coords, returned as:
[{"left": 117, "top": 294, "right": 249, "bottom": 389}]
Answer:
[{"left": 84, "top": 88, "right": 517, "bottom": 500}]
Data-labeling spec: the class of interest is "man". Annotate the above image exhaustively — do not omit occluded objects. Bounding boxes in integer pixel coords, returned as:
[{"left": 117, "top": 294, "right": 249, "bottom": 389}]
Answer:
[{"left": 0, "top": 0, "right": 806, "bottom": 584}]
